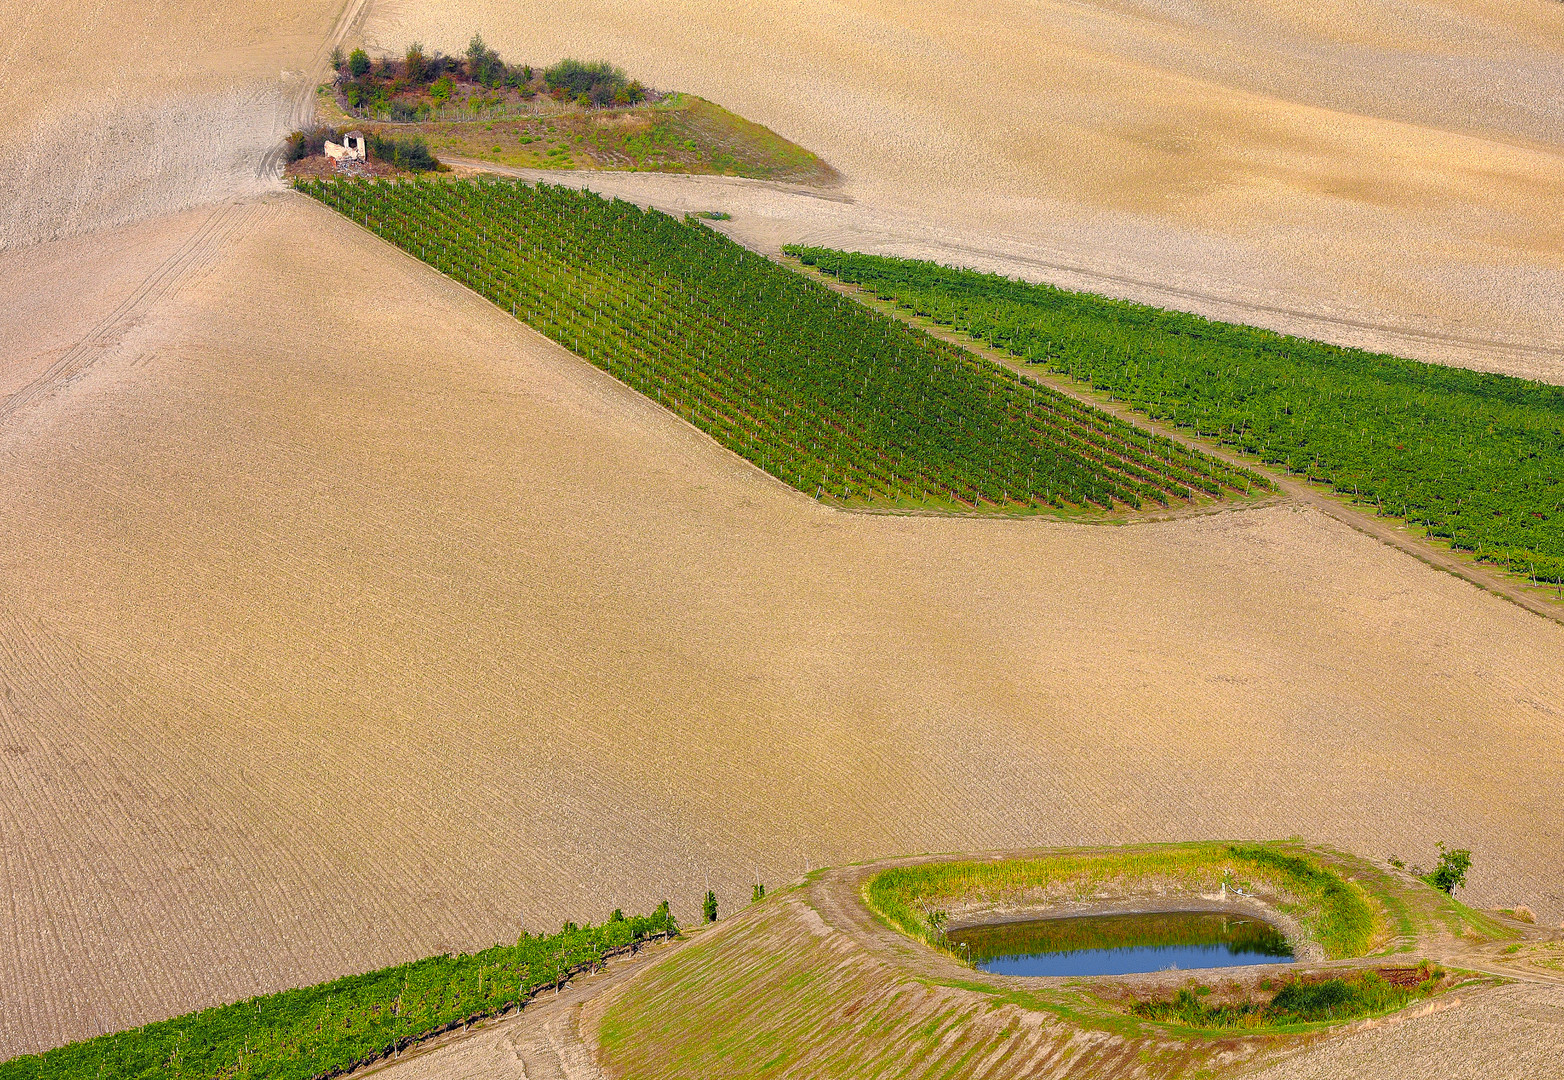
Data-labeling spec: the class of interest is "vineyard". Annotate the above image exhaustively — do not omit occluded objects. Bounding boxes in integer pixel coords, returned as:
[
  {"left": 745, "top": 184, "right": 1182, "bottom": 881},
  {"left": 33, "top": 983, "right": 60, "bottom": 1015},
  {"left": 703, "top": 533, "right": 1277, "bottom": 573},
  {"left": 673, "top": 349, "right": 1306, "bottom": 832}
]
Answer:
[
  {"left": 790, "top": 248, "right": 1564, "bottom": 583},
  {"left": 294, "top": 178, "right": 1262, "bottom": 512},
  {"left": 0, "top": 909, "right": 676, "bottom": 1080}
]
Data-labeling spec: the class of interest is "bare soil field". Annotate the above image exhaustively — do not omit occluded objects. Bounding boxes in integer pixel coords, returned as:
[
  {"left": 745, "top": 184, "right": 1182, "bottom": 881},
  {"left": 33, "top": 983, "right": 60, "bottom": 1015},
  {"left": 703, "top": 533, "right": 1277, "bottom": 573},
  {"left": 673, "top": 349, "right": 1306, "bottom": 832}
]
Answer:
[
  {"left": 3, "top": 193, "right": 1564, "bottom": 1063},
  {"left": 364, "top": 0, "right": 1564, "bottom": 381},
  {"left": 0, "top": 0, "right": 351, "bottom": 248},
  {"left": 6, "top": 0, "right": 1564, "bottom": 1071}
]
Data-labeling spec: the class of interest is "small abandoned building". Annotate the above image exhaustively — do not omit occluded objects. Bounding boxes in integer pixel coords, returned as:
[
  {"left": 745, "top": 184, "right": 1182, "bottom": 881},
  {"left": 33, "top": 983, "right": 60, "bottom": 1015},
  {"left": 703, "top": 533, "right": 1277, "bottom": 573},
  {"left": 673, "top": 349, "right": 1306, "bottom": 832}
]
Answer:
[{"left": 324, "top": 131, "right": 367, "bottom": 162}]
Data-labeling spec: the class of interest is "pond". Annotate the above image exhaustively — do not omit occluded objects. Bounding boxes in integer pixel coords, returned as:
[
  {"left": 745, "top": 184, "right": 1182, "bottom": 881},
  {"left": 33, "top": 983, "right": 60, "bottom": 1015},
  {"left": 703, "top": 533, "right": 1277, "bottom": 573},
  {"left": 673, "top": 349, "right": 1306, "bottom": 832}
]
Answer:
[{"left": 946, "top": 910, "right": 1295, "bottom": 977}]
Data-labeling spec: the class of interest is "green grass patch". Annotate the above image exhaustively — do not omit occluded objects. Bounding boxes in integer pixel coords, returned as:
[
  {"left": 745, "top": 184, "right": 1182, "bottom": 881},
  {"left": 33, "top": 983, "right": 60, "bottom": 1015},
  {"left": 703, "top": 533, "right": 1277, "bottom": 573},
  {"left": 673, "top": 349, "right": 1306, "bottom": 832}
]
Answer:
[
  {"left": 1131, "top": 963, "right": 1449, "bottom": 1030},
  {"left": 0, "top": 908, "right": 675, "bottom": 1080},
  {"left": 297, "top": 178, "right": 1262, "bottom": 514},
  {"left": 790, "top": 246, "right": 1564, "bottom": 584},
  {"left": 864, "top": 843, "right": 1380, "bottom": 960}
]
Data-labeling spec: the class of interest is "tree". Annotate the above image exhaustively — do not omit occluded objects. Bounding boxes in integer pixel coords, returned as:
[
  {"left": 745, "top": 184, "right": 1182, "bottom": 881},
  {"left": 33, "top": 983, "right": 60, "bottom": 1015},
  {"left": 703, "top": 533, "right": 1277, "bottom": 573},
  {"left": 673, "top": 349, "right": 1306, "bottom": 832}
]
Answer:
[
  {"left": 405, "top": 41, "right": 427, "bottom": 83},
  {"left": 702, "top": 889, "right": 717, "bottom": 923},
  {"left": 1419, "top": 843, "right": 1472, "bottom": 895},
  {"left": 752, "top": 882, "right": 765, "bottom": 903},
  {"left": 467, "top": 32, "right": 501, "bottom": 84},
  {"left": 348, "top": 48, "right": 370, "bottom": 77},
  {"left": 330, "top": 46, "right": 344, "bottom": 71}
]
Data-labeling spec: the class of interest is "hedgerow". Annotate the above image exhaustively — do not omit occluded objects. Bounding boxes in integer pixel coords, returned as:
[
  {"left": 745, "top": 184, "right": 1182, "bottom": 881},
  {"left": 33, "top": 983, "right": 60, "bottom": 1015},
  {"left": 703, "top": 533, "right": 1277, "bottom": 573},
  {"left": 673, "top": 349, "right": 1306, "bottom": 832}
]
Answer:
[
  {"left": 0, "top": 908, "right": 675, "bottom": 1079},
  {"left": 295, "top": 178, "right": 1261, "bottom": 512},
  {"left": 790, "top": 247, "right": 1564, "bottom": 582}
]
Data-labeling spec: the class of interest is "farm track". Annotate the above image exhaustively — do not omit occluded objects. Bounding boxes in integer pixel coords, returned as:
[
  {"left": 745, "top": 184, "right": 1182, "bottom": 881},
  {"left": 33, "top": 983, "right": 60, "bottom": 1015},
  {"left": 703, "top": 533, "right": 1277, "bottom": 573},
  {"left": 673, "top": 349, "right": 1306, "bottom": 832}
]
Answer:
[
  {"left": 344, "top": 936, "right": 684, "bottom": 1080},
  {"left": 7, "top": 0, "right": 1564, "bottom": 1063},
  {"left": 0, "top": 201, "right": 262, "bottom": 428}
]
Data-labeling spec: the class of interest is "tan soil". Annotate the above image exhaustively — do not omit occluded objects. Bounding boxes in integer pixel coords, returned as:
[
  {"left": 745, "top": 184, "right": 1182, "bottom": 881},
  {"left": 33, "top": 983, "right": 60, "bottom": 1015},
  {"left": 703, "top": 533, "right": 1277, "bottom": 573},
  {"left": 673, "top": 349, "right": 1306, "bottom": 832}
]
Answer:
[
  {"left": 365, "top": 0, "right": 1564, "bottom": 382},
  {"left": 7, "top": 0, "right": 1564, "bottom": 1068},
  {"left": 0, "top": 0, "right": 357, "bottom": 248},
  {"left": 3, "top": 193, "right": 1564, "bottom": 1062}
]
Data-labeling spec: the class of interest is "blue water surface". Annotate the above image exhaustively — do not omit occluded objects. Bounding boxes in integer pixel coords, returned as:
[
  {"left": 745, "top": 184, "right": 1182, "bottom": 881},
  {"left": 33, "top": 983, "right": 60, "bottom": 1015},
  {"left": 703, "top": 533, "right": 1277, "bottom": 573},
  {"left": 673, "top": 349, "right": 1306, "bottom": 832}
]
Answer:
[{"left": 974, "top": 941, "right": 1296, "bottom": 978}]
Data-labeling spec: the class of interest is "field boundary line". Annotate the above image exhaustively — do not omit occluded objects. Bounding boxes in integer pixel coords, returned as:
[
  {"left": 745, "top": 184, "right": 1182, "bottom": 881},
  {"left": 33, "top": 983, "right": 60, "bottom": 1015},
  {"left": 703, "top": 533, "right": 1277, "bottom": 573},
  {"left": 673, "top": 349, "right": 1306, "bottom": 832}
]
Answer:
[{"left": 800, "top": 267, "right": 1564, "bottom": 627}]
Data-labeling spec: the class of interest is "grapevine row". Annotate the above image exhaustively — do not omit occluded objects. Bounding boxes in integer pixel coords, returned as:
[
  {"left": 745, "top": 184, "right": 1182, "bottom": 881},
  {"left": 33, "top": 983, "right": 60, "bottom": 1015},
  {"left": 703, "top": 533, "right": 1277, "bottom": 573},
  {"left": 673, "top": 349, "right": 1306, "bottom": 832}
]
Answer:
[
  {"left": 298, "top": 178, "right": 1260, "bottom": 512},
  {"left": 790, "top": 245, "right": 1564, "bottom": 581}
]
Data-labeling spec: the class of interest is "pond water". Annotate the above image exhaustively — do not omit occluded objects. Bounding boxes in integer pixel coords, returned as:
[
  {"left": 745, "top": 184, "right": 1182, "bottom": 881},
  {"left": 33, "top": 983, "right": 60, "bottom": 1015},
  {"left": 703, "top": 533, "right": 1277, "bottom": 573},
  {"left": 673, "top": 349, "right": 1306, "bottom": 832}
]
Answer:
[{"left": 946, "top": 911, "right": 1295, "bottom": 977}]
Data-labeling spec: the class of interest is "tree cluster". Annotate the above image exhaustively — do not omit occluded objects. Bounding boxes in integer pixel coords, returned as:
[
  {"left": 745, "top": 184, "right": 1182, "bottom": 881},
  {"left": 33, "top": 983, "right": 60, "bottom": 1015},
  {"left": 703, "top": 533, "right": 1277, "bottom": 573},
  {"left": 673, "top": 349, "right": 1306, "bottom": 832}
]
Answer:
[{"left": 331, "top": 34, "right": 647, "bottom": 118}]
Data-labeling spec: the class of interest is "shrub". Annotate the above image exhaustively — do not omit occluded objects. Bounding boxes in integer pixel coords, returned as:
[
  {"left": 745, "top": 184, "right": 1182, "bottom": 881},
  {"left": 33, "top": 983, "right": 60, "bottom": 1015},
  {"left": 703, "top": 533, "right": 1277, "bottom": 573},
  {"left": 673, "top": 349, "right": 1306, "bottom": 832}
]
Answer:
[
  {"left": 544, "top": 58, "right": 643, "bottom": 107},
  {"left": 330, "top": 46, "right": 343, "bottom": 71},
  {"left": 430, "top": 75, "right": 454, "bottom": 105},
  {"left": 467, "top": 32, "right": 502, "bottom": 85},
  {"left": 366, "top": 132, "right": 439, "bottom": 171},
  {"left": 703, "top": 890, "right": 718, "bottom": 923},
  {"left": 348, "top": 47, "right": 370, "bottom": 77},
  {"left": 405, "top": 42, "right": 427, "bottom": 83}
]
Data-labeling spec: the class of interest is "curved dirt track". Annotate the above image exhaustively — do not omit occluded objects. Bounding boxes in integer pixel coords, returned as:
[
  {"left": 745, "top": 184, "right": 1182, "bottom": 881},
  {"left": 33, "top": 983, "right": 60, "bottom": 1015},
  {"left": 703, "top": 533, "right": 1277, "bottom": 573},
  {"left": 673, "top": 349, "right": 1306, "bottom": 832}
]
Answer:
[
  {"left": 0, "top": 0, "right": 356, "bottom": 248},
  {"left": 3, "top": 193, "right": 1564, "bottom": 1059}
]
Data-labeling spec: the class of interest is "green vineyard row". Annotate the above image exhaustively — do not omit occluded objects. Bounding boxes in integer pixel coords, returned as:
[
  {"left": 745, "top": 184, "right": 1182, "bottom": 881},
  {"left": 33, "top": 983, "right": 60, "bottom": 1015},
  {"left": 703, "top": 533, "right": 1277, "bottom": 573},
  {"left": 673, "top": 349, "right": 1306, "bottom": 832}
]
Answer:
[
  {"left": 0, "top": 910, "right": 676, "bottom": 1080},
  {"left": 296, "top": 178, "right": 1263, "bottom": 512},
  {"left": 790, "top": 247, "right": 1564, "bottom": 582}
]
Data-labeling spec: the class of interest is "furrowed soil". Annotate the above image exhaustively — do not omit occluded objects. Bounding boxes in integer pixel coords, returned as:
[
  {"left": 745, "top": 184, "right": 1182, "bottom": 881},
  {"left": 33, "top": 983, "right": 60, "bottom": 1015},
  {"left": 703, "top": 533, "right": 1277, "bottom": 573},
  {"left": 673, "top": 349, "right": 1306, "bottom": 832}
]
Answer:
[
  {"left": 0, "top": 0, "right": 358, "bottom": 248},
  {"left": 6, "top": 0, "right": 1564, "bottom": 1071},
  {"left": 3, "top": 193, "right": 1564, "bottom": 1064},
  {"left": 363, "top": 0, "right": 1564, "bottom": 382}
]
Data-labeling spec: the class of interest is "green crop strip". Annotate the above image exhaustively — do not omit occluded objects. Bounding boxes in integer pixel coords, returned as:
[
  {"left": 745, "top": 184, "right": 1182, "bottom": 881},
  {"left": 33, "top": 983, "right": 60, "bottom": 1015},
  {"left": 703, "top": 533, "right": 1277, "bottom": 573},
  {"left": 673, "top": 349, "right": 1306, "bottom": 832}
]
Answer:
[
  {"left": 295, "top": 178, "right": 1262, "bottom": 512},
  {"left": 864, "top": 844, "right": 1379, "bottom": 960},
  {"left": 0, "top": 910, "right": 675, "bottom": 1080},
  {"left": 789, "top": 246, "right": 1564, "bottom": 581}
]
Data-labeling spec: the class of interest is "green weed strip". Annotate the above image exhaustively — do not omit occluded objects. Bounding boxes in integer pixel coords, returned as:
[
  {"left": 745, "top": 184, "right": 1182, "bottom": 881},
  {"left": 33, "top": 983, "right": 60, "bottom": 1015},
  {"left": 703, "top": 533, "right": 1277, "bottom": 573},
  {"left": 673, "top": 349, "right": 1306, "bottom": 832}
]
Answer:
[
  {"left": 296, "top": 178, "right": 1261, "bottom": 514},
  {"left": 861, "top": 844, "right": 1490, "bottom": 1034},
  {"left": 791, "top": 247, "right": 1564, "bottom": 582},
  {"left": 0, "top": 909, "right": 676, "bottom": 1080},
  {"left": 1116, "top": 960, "right": 1456, "bottom": 1031}
]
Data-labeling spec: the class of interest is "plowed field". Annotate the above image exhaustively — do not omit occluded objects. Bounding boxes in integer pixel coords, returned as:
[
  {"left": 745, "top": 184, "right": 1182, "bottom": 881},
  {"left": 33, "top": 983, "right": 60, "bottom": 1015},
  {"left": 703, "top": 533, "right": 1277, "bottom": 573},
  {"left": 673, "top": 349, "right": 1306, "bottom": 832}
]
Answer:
[
  {"left": 2, "top": 194, "right": 1563, "bottom": 1060},
  {"left": 6, "top": 0, "right": 1564, "bottom": 1068},
  {"left": 364, "top": 0, "right": 1564, "bottom": 380}
]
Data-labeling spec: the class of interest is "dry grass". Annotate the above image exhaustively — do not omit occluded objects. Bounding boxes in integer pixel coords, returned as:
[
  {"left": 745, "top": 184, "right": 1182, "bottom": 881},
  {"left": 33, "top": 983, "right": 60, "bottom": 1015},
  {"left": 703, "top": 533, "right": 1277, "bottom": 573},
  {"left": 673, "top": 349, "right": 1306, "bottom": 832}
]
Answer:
[
  {"left": 362, "top": 0, "right": 1564, "bottom": 381},
  {"left": 2, "top": 194, "right": 1564, "bottom": 1062}
]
